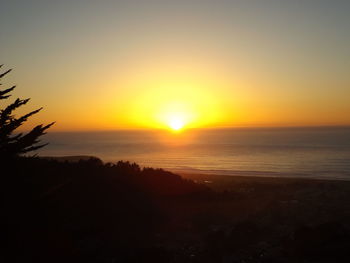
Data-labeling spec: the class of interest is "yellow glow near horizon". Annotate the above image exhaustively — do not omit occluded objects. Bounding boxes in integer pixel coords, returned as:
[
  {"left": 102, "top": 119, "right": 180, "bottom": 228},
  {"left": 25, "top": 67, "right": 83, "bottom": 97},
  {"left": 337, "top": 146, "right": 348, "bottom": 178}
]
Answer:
[
  {"left": 155, "top": 100, "right": 197, "bottom": 131},
  {"left": 12, "top": 50, "right": 350, "bottom": 132},
  {"left": 168, "top": 117, "right": 185, "bottom": 131},
  {"left": 4, "top": 1, "right": 350, "bottom": 132},
  {"left": 113, "top": 66, "right": 230, "bottom": 130}
]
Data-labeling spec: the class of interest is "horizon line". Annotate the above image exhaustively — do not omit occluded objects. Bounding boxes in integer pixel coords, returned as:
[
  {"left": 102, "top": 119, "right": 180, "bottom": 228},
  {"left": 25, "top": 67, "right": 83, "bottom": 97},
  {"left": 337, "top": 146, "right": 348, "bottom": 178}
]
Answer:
[{"left": 18, "top": 124, "right": 350, "bottom": 133}]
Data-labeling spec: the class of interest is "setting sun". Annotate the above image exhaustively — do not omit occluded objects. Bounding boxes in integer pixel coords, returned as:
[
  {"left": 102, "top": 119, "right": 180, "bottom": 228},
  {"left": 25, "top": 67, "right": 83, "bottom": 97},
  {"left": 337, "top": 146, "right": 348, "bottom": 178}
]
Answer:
[{"left": 168, "top": 117, "right": 185, "bottom": 131}]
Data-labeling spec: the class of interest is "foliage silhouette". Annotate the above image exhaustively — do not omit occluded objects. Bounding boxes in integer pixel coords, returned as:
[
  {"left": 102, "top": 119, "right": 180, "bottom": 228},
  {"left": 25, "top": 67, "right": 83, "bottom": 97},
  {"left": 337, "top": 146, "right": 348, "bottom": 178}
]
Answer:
[
  {"left": 2, "top": 157, "right": 210, "bottom": 262},
  {"left": 3, "top": 157, "right": 350, "bottom": 262},
  {"left": 0, "top": 65, "right": 54, "bottom": 158}
]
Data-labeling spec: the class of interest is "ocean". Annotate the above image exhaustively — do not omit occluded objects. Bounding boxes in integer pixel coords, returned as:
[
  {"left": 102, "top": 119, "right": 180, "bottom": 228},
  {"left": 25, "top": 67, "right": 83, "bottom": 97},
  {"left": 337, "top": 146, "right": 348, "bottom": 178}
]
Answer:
[{"left": 37, "top": 127, "right": 350, "bottom": 180}]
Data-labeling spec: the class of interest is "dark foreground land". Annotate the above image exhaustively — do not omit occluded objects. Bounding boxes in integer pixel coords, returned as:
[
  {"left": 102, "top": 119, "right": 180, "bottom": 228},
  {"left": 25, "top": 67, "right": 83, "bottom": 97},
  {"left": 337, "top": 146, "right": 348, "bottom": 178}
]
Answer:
[{"left": 2, "top": 157, "right": 350, "bottom": 262}]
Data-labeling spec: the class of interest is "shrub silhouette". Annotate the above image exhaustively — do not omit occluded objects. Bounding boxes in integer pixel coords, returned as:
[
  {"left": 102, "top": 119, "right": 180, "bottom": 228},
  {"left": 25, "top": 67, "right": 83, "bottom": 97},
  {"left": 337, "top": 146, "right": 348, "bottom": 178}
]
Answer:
[
  {"left": 3, "top": 157, "right": 210, "bottom": 262},
  {"left": 0, "top": 65, "right": 54, "bottom": 158}
]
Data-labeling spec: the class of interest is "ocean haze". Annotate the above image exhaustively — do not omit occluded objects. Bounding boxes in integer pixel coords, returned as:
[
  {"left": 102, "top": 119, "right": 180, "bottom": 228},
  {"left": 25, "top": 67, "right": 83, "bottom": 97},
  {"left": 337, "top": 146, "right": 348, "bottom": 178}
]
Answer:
[{"left": 37, "top": 127, "right": 350, "bottom": 180}]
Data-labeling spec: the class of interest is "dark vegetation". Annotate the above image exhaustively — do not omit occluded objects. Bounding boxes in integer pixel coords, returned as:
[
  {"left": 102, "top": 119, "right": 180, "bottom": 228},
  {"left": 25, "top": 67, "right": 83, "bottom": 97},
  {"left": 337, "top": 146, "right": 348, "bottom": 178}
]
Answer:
[
  {"left": 2, "top": 65, "right": 350, "bottom": 262},
  {"left": 2, "top": 158, "right": 210, "bottom": 262},
  {"left": 0, "top": 65, "right": 54, "bottom": 158},
  {"left": 3, "top": 158, "right": 350, "bottom": 263}
]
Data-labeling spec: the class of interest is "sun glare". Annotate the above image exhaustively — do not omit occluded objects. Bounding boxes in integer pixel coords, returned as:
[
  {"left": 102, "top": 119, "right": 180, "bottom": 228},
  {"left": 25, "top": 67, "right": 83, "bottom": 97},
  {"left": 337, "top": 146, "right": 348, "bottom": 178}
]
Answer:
[
  {"left": 124, "top": 79, "right": 225, "bottom": 130},
  {"left": 168, "top": 118, "right": 185, "bottom": 131}
]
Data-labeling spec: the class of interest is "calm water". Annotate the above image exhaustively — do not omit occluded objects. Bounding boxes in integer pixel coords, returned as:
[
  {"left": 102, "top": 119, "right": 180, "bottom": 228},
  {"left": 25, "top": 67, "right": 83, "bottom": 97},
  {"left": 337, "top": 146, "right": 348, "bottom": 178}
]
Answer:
[{"left": 37, "top": 127, "right": 350, "bottom": 179}]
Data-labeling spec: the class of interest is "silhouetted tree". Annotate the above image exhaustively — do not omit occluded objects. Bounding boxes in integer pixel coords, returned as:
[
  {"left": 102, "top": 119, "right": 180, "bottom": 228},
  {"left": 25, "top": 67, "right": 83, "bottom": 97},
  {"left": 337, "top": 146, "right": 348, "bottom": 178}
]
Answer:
[{"left": 0, "top": 65, "right": 54, "bottom": 158}]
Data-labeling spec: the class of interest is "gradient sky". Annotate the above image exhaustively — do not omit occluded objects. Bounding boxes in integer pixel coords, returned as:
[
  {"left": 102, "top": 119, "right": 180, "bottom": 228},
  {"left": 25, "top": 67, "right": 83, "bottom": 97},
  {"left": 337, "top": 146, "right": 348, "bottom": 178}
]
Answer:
[{"left": 1, "top": 0, "right": 350, "bottom": 131}]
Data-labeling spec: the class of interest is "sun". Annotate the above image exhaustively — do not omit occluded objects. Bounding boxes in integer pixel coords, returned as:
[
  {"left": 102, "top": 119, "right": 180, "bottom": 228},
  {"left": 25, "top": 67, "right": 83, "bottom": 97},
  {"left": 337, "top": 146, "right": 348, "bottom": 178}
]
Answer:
[
  {"left": 151, "top": 101, "right": 199, "bottom": 131},
  {"left": 168, "top": 117, "right": 185, "bottom": 131}
]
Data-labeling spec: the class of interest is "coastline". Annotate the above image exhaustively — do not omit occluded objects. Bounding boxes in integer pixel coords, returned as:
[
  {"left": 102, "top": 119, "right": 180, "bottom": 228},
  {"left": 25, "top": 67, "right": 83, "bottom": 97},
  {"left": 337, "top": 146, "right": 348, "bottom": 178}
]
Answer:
[
  {"left": 178, "top": 171, "right": 350, "bottom": 192},
  {"left": 175, "top": 169, "right": 350, "bottom": 181},
  {"left": 40, "top": 155, "right": 350, "bottom": 182},
  {"left": 6, "top": 155, "right": 350, "bottom": 262}
]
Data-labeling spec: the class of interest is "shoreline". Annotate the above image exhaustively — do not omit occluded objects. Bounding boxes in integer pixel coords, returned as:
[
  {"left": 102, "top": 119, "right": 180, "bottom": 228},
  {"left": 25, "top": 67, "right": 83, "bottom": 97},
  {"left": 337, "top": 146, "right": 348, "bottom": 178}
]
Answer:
[
  {"left": 40, "top": 155, "right": 350, "bottom": 182},
  {"left": 176, "top": 170, "right": 350, "bottom": 181},
  {"left": 177, "top": 170, "right": 350, "bottom": 182},
  {"left": 178, "top": 171, "right": 350, "bottom": 192},
  {"left": 8, "top": 155, "right": 350, "bottom": 262}
]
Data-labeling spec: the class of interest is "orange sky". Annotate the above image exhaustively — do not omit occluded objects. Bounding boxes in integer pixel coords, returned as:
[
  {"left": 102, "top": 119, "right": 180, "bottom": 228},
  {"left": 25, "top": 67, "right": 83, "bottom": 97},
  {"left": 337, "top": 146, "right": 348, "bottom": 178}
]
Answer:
[{"left": 1, "top": 1, "right": 350, "bottom": 131}]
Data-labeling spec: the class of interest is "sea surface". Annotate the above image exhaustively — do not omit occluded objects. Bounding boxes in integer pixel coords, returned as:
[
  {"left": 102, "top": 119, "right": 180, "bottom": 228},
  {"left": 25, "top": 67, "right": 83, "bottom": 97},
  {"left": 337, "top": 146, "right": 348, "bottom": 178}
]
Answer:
[{"left": 37, "top": 127, "right": 350, "bottom": 180}]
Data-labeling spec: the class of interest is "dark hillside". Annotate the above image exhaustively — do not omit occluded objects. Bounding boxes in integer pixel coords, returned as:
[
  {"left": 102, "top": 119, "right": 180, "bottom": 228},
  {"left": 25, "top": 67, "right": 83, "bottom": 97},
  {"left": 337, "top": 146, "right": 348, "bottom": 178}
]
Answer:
[
  {"left": 3, "top": 157, "right": 350, "bottom": 263},
  {"left": 2, "top": 157, "right": 209, "bottom": 262}
]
